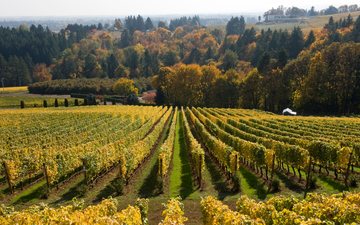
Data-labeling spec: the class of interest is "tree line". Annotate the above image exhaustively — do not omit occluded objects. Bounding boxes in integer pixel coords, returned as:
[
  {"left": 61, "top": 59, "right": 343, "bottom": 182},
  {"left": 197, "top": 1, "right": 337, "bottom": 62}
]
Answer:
[
  {"left": 0, "top": 24, "right": 96, "bottom": 86},
  {"left": 3, "top": 12, "right": 360, "bottom": 114}
]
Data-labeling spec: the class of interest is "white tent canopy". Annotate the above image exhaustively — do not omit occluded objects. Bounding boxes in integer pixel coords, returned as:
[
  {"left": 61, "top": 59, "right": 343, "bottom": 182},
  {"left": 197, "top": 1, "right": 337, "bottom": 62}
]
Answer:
[{"left": 282, "top": 108, "right": 297, "bottom": 115}]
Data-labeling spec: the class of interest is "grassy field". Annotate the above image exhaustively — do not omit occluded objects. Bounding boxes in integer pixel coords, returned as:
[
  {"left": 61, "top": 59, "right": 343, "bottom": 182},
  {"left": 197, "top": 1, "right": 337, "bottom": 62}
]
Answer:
[
  {"left": 249, "top": 11, "right": 360, "bottom": 33},
  {"left": 0, "top": 86, "right": 28, "bottom": 94},
  {"left": 0, "top": 86, "right": 80, "bottom": 108},
  {"left": 0, "top": 95, "right": 76, "bottom": 108}
]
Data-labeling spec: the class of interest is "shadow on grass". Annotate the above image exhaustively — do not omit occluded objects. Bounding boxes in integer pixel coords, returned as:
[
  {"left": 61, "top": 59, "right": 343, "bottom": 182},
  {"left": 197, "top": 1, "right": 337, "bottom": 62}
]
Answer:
[
  {"left": 317, "top": 175, "right": 347, "bottom": 192},
  {"left": 53, "top": 180, "right": 85, "bottom": 205},
  {"left": 93, "top": 177, "right": 119, "bottom": 203},
  {"left": 205, "top": 155, "right": 235, "bottom": 200},
  {"left": 239, "top": 166, "right": 267, "bottom": 200},
  {"left": 12, "top": 181, "right": 47, "bottom": 205},
  {"left": 176, "top": 114, "right": 195, "bottom": 199},
  {"left": 138, "top": 160, "right": 162, "bottom": 198},
  {"left": 275, "top": 171, "right": 303, "bottom": 193}
]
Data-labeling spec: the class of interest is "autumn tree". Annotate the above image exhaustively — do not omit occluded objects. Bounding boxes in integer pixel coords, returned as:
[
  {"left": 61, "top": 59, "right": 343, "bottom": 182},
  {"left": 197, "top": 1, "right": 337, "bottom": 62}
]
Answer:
[
  {"left": 221, "top": 50, "right": 238, "bottom": 70},
  {"left": 112, "top": 77, "right": 138, "bottom": 96},
  {"left": 33, "top": 64, "right": 52, "bottom": 82},
  {"left": 84, "top": 54, "right": 102, "bottom": 78},
  {"left": 200, "top": 65, "right": 221, "bottom": 106},
  {"left": 239, "top": 69, "right": 262, "bottom": 109},
  {"left": 114, "top": 19, "right": 123, "bottom": 30}
]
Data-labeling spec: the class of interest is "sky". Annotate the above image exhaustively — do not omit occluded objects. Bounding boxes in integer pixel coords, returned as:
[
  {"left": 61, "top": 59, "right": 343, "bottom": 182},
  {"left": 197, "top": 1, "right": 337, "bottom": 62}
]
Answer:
[{"left": 0, "top": 0, "right": 358, "bottom": 17}]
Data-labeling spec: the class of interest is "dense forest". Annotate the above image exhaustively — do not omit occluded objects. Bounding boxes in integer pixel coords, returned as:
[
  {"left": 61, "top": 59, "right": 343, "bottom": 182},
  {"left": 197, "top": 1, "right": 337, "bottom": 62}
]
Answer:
[
  {"left": 0, "top": 24, "right": 96, "bottom": 86},
  {"left": 1, "top": 10, "right": 360, "bottom": 114}
]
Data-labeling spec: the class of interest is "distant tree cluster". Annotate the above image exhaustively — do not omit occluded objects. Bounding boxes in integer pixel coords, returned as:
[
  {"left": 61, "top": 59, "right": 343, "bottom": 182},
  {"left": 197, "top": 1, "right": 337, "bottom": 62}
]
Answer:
[
  {"left": 0, "top": 24, "right": 96, "bottom": 86},
  {"left": 28, "top": 78, "right": 115, "bottom": 95},
  {"left": 263, "top": 4, "right": 359, "bottom": 22},
  {"left": 155, "top": 15, "right": 360, "bottom": 114},
  {"left": 153, "top": 64, "right": 243, "bottom": 107},
  {"left": 169, "top": 16, "right": 201, "bottom": 31}
]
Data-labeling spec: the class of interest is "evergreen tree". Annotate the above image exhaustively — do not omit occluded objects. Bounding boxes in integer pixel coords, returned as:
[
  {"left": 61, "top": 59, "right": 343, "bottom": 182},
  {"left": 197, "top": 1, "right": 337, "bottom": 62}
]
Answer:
[
  {"left": 288, "top": 27, "right": 304, "bottom": 59},
  {"left": 162, "top": 51, "right": 178, "bottom": 66},
  {"left": 97, "top": 23, "right": 103, "bottom": 30},
  {"left": 352, "top": 16, "right": 360, "bottom": 42},
  {"left": 119, "top": 29, "right": 132, "bottom": 48},
  {"left": 145, "top": 17, "right": 154, "bottom": 31},
  {"left": 106, "top": 54, "right": 119, "bottom": 78},
  {"left": 257, "top": 52, "right": 270, "bottom": 73},
  {"left": 185, "top": 48, "right": 202, "bottom": 64},
  {"left": 84, "top": 54, "right": 100, "bottom": 78},
  {"left": 277, "top": 50, "right": 288, "bottom": 68},
  {"left": 136, "top": 15, "right": 145, "bottom": 31},
  {"left": 325, "top": 17, "right": 336, "bottom": 32},
  {"left": 226, "top": 16, "right": 246, "bottom": 35},
  {"left": 204, "top": 47, "right": 215, "bottom": 62},
  {"left": 142, "top": 49, "right": 153, "bottom": 77},
  {"left": 305, "top": 30, "right": 316, "bottom": 48},
  {"left": 236, "top": 27, "right": 256, "bottom": 57}
]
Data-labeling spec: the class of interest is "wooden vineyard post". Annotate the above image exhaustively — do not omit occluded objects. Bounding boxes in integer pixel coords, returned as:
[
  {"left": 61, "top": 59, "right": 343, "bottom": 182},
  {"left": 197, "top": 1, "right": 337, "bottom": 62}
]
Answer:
[
  {"left": 43, "top": 163, "right": 50, "bottom": 194},
  {"left": 3, "top": 162, "right": 13, "bottom": 194},
  {"left": 304, "top": 157, "right": 313, "bottom": 198},
  {"left": 118, "top": 160, "right": 122, "bottom": 178},
  {"left": 234, "top": 154, "right": 238, "bottom": 172},
  {"left": 82, "top": 159, "right": 87, "bottom": 184},
  {"left": 158, "top": 158, "right": 163, "bottom": 178},
  {"left": 344, "top": 151, "right": 353, "bottom": 187},
  {"left": 198, "top": 154, "right": 203, "bottom": 190},
  {"left": 268, "top": 154, "right": 276, "bottom": 191}
]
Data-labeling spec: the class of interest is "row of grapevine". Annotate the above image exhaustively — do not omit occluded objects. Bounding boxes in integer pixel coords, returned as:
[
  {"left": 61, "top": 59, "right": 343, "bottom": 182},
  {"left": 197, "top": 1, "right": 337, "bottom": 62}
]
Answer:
[
  {"left": 226, "top": 109, "right": 360, "bottom": 174},
  {"left": 203, "top": 108, "right": 310, "bottom": 177},
  {"left": 159, "top": 198, "right": 188, "bottom": 225},
  {"left": 1, "top": 192, "right": 359, "bottom": 224},
  {"left": 185, "top": 108, "right": 239, "bottom": 177},
  {"left": 83, "top": 107, "right": 169, "bottom": 184},
  {"left": 158, "top": 108, "right": 178, "bottom": 179},
  {"left": 119, "top": 107, "right": 173, "bottom": 180},
  {"left": 194, "top": 108, "right": 275, "bottom": 174},
  {"left": 201, "top": 192, "right": 360, "bottom": 224},
  {"left": 0, "top": 106, "right": 166, "bottom": 191},
  {"left": 181, "top": 107, "right": 205, "bottom": 188},
  {"left": 0, "top": 197, "right": 189, "bottom": 225},
  {"left": 0, "top": 198, "right": 143, "bottom": 225},
  {"left": 205, "top": 108, "right": 358, "bottom": 185}
]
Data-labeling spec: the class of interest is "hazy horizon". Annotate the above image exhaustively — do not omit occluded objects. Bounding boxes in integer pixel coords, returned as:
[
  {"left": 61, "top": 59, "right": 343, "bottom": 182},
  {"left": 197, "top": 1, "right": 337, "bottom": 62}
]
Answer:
[{"left": 0, "top": 0, "right": 358, "bottom": 17}]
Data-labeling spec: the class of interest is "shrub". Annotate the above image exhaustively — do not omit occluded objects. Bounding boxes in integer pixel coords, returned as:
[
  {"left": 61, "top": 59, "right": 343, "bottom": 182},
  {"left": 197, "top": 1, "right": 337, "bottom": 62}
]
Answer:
[
  {"left": 127, "top": 94, "right": 140, "bottom": 105},
  {"left": 112, "top": 78, "right": 138, "bottom": 96},
  {"left": 28, "top": 78, "right": 115, "bottom": 95}
]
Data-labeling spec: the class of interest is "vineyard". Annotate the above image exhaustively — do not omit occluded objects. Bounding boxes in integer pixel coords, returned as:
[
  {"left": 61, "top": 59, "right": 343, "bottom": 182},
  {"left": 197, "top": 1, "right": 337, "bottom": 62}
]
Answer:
[{"left": 0, "top": 106, "right": 359, "bottom": 224}]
